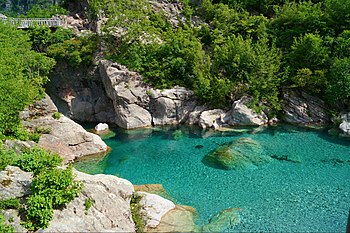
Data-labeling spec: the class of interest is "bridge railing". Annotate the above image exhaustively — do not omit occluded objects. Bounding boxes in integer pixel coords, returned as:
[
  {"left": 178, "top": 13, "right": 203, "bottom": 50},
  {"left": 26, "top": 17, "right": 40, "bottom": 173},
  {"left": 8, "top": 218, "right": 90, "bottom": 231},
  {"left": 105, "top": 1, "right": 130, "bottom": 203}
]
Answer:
[{"left": 1, "top": 18, "right": 65, "bottom": 28}]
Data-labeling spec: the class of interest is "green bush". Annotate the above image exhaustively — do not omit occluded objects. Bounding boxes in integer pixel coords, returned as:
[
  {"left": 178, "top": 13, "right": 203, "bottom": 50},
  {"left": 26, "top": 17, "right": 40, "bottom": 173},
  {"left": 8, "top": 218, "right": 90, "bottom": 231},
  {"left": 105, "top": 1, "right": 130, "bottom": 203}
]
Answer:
[
  {"left": 0, "top": 213, "right": 14, "bottom": 233},
  {"left": 31, "top": 166, "right": 82, "bottom": 208},
  {"left": 14, "top": 148, "right": 63, "bottom": 176},
  {"left": 326, "top": 58, "right": 350, "bottom": 104},
  {"left": 84, "top": 198, "right": 94, "bottom": 214},
  {"left": 0, "top": 22, "right": 55, "bottom": 139},
  {"left": 24, "top": 194, "right": 53, "bottom": 231},
  {"left": 0, "top": 198, "right": 20, "bottom": 210},
  {"left": 0, "top": 148, "right": 17, "bottom": 171},
  {"left": 52, "top": 112, "right": 61, "bottom": 120}
]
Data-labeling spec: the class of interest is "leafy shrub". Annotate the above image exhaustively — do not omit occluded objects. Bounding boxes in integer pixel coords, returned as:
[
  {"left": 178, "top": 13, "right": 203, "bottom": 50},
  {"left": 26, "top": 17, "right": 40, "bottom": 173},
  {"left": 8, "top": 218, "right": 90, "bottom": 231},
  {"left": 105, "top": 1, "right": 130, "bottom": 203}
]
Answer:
[
  {"left": 0, "top": 148, "right": 17, "bottom": 171},
  {"left": 24, "top": 194, "right": 53, "bottom": 231},
  {"left": 326, "top": 58, "right": 350, "bottom": 104},
  {"left": 25, "top": 4, "right": 68, "bottom": 18},
  {"left": 14, "top": 148, "right": 63, "bottom": 176},
  {"left": 84, "top": 198, "right": 94, "bottom": 214},
  {"left": 52, "top": 112, "right": 61, "bottom": 120},
  {"left": 0, "top": 198, "right": 20, "bottom": 210},
  {"left": 0, "top": 213, "right": 14, "bottom": 233},
  {"left": 0, "top": 22, "right": 55, "bottom": 139},
  {"left": 31, "top": 166, "right": 82, "bottom": 208},
  {"left": 47, "top": 33, "right": 98, "bottom": 67}
]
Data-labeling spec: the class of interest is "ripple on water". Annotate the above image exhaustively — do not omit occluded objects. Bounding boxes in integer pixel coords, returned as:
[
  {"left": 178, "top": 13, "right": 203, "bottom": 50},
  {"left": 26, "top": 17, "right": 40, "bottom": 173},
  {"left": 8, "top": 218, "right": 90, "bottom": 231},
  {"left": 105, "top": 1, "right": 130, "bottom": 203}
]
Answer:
[{"left": 75, "top": 125, "right": 350, "bottom": 232}]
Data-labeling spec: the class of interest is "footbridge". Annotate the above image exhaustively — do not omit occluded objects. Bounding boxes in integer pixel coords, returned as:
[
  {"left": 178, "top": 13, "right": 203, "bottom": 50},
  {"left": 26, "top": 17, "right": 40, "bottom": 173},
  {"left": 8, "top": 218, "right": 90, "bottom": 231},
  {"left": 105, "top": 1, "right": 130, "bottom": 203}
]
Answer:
[{"left": 0, "top": 15, "right": 64, "bottom": 28}]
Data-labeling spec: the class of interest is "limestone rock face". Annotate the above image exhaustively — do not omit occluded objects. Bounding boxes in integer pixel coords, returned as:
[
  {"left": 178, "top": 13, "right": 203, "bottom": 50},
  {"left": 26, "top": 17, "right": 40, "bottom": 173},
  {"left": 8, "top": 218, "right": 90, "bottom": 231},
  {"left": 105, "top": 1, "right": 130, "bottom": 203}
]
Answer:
[
  {"left": 46, "top": 62, "right": 116, "bottom": 123},
  {"left": 231, "top": 96, "right": 268, "bottom": 126},
  {"left": 203, "top": 138, "right": 271, "bottom": 170},
  {"left": 137, "top": 191, "right": 176, "bottom": 229},
  {"left": 339, "top": 112, "right": 350, "bottom": 136},
  {"left": 199, "top": 109, "right": 229, "bottom": 129},
  {"left": 99, "top": 60, "right": 202, "bottom": 129},
  {"left": 43, "top": 171, "right": 136, "bottom": 232},
  {"left": 282, "top": 90, "right": 329, "bottom": 124},
  {"left": 0, "top": 166, "right": 32, "bottom": 199},
  {"left": 22, "top": 95, "right": 108, "bottom": 163},
  {"left": 150, "top": 87, "right": 198, "bottom": 126}
]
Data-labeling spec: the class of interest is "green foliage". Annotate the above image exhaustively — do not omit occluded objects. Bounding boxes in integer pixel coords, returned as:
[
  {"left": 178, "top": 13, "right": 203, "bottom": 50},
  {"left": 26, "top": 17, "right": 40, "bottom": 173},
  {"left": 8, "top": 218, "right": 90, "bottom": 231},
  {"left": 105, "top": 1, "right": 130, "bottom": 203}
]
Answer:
[
  {"left": 52, "top": 112, "right": 62, "bottom": 120},
  {"left": 269, "top": 1, "right": 327, "bottom": 49},
  {"left": 0, "top": 22, "right": 55, "bottom": 139},
  {"left": 0, "top": 148, "right": 17, "bottom": 171},
  {"left": 130, "top": 194, "right": 144, "bottom": 233},
  {"left": 0, "top": 213, "right": 14, "bottom": 233},
  {"left": 31, "top": 166, "right": 82, "bottom": 208},
  {"left": 29, "top": 27, "right": 74, "bottom": 53},
  {"left": 14, "top": 148, "right": 62, "bottom": 176},
  {"left": 0, "top": 198, "right": 20, "bottom": 210},
  {"left": 25, "top": 166, "right": 82, "bottom": 230},
  {"left": 47, "top": 33, "right": 98, "bottom": 66},
  {"left": 211, "top": 36, "right": 282, "bottom": 109},
  {"left": 84, "top": 198, "right": 94, "bottom": 214},
  {"left": 287, "top": 33, "right": 329, "bottom": 93},
  {"left": 24, "top": 194, "right": 53, "bottom": 231},
  {"left": 326, "top": 58, "right": 350, "bottom": 104},
  {"left": 25, "top": 4, "right": 68, "bottom": 18}
]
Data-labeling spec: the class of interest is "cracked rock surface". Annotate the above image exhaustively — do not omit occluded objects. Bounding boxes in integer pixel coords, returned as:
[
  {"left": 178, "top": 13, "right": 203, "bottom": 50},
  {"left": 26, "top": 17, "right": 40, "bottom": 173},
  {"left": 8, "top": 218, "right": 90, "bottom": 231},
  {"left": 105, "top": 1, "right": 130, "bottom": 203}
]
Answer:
[
  {"left": 22, "top": 94, "right": 108, "bottom": 163},
  {"left": 99, "top": 60, "right": 204, "bottom": 129}
]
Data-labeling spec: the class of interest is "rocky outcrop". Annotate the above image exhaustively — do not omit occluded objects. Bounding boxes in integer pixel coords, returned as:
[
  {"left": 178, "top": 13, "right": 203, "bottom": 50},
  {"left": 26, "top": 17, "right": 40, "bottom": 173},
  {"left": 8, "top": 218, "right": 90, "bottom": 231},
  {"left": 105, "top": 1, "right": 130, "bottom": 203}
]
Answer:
[
  {"left": 282, "top": 90, "right": 329, "bottom": 124},
  {"left": 231, "top": 96, "right": 268, "bottom": 126},
  {"left": 2, "top": 167, "right": 136, "bottom": 232},
  {"left": 99, "top": 60, "right": 203, "bottom": 129},
  {"left": 0, "top": 166, "right": 32, "bottom": 199},
  {"left": 137, "top": 191, "right": 176, "bottom": 229},
  {"left": 199, "top": 109, "right": 228, "bottom": 129},
  {"left": 22, "top": 94, "right": 108, "bottom": 163},
  {"left": 203, "top": 138, "right": 271, "bottom": 170},
  {"left": 339, "top": 112, "right": 350, "bottom": 136},
  {"left": 46, "top": 62, "right": 116, "bottom": 123},
  {"left": 44, "top": 171, "right": 135, "bottom": 232}
]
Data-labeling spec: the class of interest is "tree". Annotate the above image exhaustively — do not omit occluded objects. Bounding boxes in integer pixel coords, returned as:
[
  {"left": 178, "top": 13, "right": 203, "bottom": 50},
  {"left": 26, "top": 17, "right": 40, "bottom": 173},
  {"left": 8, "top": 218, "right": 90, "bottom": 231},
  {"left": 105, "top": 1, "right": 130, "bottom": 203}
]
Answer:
[{"left": 0, "top": 22, "right": 55, "bottom": 138}]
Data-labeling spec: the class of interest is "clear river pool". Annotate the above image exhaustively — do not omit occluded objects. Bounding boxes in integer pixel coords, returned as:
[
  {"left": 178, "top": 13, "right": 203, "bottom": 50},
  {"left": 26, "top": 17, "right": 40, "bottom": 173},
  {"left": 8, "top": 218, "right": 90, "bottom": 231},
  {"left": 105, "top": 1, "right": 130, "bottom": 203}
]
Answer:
[{"left": 75, "top": 125, "right": 350, "bottom": 232}]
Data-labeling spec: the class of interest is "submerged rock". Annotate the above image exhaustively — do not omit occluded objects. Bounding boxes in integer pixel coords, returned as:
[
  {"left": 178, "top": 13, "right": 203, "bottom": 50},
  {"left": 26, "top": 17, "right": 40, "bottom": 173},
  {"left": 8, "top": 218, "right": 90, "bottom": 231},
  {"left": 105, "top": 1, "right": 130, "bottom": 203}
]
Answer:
[
  {"left": 134, "top": 184, "right": 173, "bottom": 200},
  {"left": 202, "top": 208, "right": 241, "bottom": 232},
  {"left": 146, "top": 205, "right": 198, "bottom": 232},
  {"left": 203, "top": 138, "right": 271, "bottom": 170}
]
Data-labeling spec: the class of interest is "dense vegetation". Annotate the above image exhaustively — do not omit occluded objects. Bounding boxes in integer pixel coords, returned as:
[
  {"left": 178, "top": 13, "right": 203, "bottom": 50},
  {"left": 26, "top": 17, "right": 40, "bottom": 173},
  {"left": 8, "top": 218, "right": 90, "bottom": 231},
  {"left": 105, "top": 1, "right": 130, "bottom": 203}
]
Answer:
[
  {"left": 89, "top": 0, "right": 350, "bottom": 113},
  {"left": 0, "top": 0, "right": 67, "bottom": 17},
  {"left": 0, "top": 147, "right": 82, "bottom": 231},
  {"left": 0, "top": 22, "right": 55, "bottom": 140}
]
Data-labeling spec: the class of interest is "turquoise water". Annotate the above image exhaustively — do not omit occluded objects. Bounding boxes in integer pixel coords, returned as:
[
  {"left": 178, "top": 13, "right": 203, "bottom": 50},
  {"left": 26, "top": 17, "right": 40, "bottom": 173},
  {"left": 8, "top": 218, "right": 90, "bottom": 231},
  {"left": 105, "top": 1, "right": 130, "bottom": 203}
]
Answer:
[{"left": 75, "top": 125, "right": 350, "bottom": 232}]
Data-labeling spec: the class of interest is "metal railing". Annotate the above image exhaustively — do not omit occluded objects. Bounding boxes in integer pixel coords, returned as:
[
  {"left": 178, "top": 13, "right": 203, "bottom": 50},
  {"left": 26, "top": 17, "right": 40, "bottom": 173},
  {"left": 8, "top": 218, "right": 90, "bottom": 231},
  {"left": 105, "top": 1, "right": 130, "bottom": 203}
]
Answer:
[{"left": 1, "top": 18, "right": 65, "bottom": 28}]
